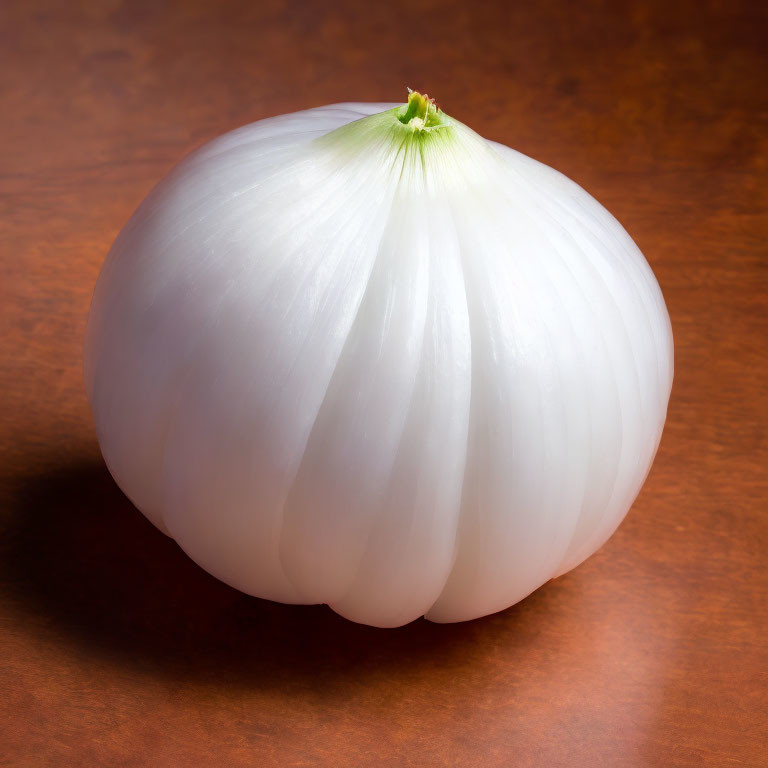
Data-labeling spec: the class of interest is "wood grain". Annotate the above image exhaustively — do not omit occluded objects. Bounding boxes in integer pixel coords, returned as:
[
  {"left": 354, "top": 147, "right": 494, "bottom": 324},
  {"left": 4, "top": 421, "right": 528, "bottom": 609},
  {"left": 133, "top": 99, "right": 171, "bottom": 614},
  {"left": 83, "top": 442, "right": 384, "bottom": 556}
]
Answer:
[{"left": 1, "top": 0, "right": 766, "bottom": 765}]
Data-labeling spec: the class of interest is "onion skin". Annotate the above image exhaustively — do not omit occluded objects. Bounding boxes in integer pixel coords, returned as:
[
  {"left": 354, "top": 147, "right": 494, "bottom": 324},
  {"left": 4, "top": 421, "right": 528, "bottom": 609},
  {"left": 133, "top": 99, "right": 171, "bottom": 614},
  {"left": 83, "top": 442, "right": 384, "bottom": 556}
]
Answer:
[{"left": 85, "top": 96, "right": 673, "bottom": 627}]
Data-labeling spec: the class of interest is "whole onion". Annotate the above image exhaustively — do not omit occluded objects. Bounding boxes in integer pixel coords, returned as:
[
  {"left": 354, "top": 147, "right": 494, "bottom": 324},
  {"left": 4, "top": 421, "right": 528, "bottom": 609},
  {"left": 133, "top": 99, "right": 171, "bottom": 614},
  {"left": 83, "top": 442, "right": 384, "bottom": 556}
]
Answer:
[{"left": 85, "top": 92, "right": 673, "bottom": 627}]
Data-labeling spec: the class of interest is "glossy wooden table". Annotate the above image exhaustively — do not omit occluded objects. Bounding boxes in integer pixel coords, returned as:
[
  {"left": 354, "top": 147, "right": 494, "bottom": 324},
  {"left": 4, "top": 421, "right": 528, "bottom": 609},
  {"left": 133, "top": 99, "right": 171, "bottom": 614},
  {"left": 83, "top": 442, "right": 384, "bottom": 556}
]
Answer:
[{"left": 2, "top": 1, "right": 766, "bottom": 765}]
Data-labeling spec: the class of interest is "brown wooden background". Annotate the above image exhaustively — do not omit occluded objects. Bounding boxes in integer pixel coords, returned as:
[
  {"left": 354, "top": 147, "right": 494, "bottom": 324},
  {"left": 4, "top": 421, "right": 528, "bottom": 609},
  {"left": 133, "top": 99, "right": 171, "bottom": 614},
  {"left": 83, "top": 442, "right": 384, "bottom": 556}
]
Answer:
[{"left": 1, "top": 0, "right": 766, "bottom": 765}]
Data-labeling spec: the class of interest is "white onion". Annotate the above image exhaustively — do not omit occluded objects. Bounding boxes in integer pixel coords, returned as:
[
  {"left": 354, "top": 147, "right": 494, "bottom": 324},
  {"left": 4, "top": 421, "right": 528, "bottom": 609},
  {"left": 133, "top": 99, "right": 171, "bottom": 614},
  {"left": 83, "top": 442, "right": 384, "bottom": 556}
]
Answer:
[{"left": 85, "top": 92, "right": 673, "bottom": 627}]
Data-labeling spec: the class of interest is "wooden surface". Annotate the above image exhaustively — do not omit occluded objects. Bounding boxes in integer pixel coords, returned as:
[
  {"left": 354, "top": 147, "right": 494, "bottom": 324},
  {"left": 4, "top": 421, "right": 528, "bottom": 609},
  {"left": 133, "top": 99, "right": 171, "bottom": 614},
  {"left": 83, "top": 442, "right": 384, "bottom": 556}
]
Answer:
[{"left": 1, "top": 0, "right": 766, "bottom": 765}]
